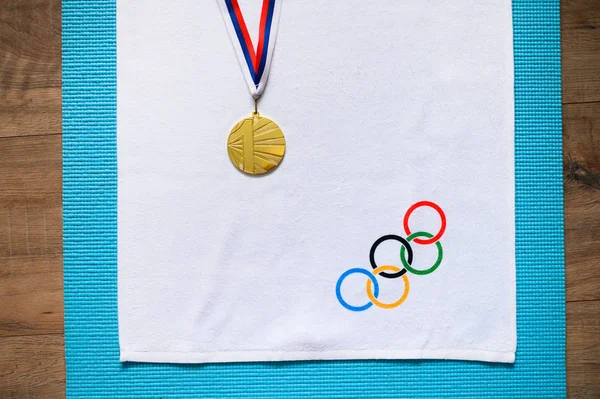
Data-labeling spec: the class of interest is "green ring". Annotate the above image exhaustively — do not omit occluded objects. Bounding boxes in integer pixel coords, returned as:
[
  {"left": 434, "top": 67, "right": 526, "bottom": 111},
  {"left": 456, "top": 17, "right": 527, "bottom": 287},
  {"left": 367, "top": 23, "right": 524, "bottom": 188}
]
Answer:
[{"left": 400, "top": 231, "right": 443, "bottom": 275}]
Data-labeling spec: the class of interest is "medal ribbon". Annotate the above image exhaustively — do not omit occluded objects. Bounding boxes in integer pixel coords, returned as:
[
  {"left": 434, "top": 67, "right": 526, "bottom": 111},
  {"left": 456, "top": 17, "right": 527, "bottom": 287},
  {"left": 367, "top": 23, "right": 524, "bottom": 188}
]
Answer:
[{"left": 218, "top": 0, "right": 282, "bottom": 99}]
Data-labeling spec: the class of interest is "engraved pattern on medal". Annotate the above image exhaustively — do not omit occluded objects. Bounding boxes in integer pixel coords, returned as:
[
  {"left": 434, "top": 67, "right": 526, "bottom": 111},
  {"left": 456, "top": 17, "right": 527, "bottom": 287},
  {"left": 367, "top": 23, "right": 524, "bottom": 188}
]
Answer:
[{"left": 227, "top": 115, "right": 286, "bottom": 175}]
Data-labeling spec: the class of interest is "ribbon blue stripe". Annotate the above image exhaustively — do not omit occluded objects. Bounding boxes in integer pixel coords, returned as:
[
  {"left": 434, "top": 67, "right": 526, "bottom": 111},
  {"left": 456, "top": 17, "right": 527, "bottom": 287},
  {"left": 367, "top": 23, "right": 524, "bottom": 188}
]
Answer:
[{"left": 225, "top": 0, "right": 258, "bottom": 84}]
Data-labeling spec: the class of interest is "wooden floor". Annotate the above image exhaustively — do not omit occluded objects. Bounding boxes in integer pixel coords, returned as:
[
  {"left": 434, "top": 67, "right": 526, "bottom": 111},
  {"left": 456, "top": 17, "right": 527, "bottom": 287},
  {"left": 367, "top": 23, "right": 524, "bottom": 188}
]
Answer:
[{"left": 0, "top": 1, "right": 598, "bottom": 398}]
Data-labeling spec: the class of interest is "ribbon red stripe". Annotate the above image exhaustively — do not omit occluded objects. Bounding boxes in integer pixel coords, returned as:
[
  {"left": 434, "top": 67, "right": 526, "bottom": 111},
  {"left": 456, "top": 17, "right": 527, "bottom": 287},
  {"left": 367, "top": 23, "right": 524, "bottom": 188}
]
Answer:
[{"left": 255, "top": 0, "right": 271, "bottom": 72}]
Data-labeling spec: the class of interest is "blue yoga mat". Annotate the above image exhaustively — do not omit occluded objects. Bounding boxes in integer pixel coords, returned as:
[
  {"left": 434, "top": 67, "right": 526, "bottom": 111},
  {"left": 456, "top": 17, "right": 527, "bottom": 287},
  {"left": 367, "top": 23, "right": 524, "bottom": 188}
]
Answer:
[{"left": 63, "top": 0, "right": 566, "bottom": 397}]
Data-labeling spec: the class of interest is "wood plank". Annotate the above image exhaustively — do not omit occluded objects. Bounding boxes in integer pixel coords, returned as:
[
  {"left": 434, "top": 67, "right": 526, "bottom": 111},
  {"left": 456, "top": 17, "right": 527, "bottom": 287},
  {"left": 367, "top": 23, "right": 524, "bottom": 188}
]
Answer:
[
  {"left": 0, "top": 135, "right": 62, "bottom": 199},
  {"left": 563, "top": 102, "right": 600, "bottom": 302},
  {"left": 0, "top": 334, "right": 65, "bottom": 399},
  {"left": 562, "top": 3, "right": 600, "bottom": 392},
  {"left": 564, "top": 102, "right": 600, "bottom": 183},
  {"left": 0, "top": 255, "right": 63, "bottom": 336},
  {"left": 0, "top": 135, "right": 63, "bottom": 337},
  {"left": 567, "top": 300, "right": 600, "bottom": 399},
  {"left": 0, "top": 196, "right": 62, "bottom": 259},
  {"left": 0, "top": 135, "right": 62, "bottom": 257},
  {"left": 561, "top": 0, "right": 600, "bottom": 104},
  {"left": 565, "top": 227, "right": 600, "bottom": 302},
  {"left": 0, "top": 0, "right": 61, "bottom": 138},
  {"left": 0, "top": 0, "right": 65, "bottom": 396}
]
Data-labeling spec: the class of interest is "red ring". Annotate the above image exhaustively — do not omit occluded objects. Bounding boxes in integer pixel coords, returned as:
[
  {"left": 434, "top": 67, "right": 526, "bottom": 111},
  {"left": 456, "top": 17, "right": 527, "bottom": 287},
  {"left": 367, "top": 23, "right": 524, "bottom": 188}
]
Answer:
[{"left": 403, "top": 201, "right": 446, "bottom": 245}]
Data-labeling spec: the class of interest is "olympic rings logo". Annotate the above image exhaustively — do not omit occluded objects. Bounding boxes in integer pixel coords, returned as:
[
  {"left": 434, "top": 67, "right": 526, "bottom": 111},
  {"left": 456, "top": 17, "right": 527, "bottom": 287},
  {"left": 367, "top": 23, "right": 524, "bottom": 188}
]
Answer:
[{"left": 335, "top": 201, "right": 447, "bottom": 312}]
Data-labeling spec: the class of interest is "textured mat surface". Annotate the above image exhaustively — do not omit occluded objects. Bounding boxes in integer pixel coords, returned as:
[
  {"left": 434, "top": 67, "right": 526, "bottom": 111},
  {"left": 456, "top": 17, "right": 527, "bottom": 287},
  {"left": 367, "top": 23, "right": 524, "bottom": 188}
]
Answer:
[{"left": 63, "top": 0, "right": 565, "bottom": 397}]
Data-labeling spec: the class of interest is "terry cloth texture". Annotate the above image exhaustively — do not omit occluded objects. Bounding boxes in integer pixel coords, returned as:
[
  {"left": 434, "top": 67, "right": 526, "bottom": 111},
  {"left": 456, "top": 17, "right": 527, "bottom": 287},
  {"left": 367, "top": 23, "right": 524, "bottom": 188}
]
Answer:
[{"left": 117, "top": 0, "right": 516, "bottom": 364}]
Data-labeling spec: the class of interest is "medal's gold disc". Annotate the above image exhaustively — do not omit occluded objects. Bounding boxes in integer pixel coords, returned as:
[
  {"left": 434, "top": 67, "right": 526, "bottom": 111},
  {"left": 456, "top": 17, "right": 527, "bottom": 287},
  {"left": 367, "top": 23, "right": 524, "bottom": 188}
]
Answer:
[{"left": 227, "top": 113, "right": 286, "bottom": 175}]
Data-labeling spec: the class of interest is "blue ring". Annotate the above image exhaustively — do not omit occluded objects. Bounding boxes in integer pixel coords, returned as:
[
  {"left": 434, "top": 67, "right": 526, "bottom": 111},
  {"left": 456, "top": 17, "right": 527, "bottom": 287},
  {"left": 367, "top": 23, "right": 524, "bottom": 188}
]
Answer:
[{"left": 335, "top": 268, "right": 380, "bottom": 312}]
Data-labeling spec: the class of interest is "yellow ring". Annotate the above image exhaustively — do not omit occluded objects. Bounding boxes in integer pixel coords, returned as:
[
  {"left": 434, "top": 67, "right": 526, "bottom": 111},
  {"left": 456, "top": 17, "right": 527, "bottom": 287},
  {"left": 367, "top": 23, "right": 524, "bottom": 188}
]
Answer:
[{"left": 366, "top": 265, "right": 410, "bottom": 309}]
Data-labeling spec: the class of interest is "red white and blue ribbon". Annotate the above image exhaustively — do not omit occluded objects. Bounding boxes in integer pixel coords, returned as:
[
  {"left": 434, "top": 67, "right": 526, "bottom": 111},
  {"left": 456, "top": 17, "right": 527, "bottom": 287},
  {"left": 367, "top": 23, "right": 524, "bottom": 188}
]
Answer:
[{"left": 217, "top": 0, "right": 283, "bottom": 99}]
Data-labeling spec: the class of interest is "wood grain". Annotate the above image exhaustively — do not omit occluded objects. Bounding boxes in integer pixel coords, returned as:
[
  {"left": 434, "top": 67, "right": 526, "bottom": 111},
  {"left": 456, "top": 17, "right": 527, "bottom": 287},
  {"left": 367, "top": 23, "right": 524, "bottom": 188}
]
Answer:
[
  {"left": 0, "top": 0, "right": 61, "bottom": 138},
  {"left": 0, "top": 335, "right": 65, "bottom": 399},
  {"left": 0, "top": 255, "right": 63, "bottom": 337},
  {"left": 0, "top": 135, "right": 62, "bottom": 259},
  {"left": 0, "top": 0, "right": 598, "bottom": 398},
  {"left": 562, "top": 0, "right": 600, "bottom": 396},
  {"left": 566, "top": 301, "right": 600, "bottom": 399},
  {"left": 564, "top": 102, "right": 600, "bottom": 303},
  {"left": 0, "top": 1, "right": 64, "bottom": 398},
  {"left": 562, "top": 0, "right": 600, "bottom": 104}
]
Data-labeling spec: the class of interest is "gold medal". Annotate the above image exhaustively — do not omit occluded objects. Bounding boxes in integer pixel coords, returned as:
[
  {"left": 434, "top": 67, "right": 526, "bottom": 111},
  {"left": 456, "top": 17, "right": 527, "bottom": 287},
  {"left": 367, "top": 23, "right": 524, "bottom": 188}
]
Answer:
[
  {"left": 227, "top": 111, "right": 286, "bottom": 175},
  {"left": 218, "top": 0, "right": 285, "bottom": 176}
]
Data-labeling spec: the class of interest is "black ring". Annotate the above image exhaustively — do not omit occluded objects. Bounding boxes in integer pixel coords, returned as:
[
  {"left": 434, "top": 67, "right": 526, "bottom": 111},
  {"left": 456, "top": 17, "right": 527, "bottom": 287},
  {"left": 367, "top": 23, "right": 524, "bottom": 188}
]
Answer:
[{"left": 369, "top": 235, "right": 413, "bottom": 279}]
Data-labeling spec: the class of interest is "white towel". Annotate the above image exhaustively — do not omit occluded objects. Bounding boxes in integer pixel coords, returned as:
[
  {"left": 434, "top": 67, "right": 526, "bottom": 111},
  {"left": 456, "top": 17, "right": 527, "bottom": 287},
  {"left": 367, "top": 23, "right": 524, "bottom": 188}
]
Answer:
[{"left": 117, "top": 0, "right": 516, "bottom": 364}]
